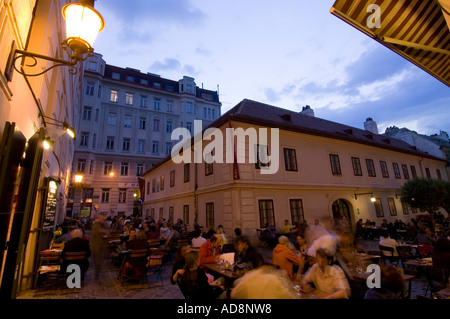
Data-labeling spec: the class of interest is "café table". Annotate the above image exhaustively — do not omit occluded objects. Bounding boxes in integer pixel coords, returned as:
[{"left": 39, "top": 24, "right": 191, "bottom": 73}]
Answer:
[
  {"left": 434, "top": 287, "right": 450, "bottom": 299},
  {"left": 403, "top": 258, "right": 433, "bottom": 269},
  {"left": 202, "top": 262, "right": 244, "bottom": 290}
]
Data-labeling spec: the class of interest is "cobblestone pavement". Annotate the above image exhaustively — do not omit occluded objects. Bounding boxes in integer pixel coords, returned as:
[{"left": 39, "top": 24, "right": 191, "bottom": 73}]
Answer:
[{"left": 18, "top": 239, "right": 431, "bottom": 300}]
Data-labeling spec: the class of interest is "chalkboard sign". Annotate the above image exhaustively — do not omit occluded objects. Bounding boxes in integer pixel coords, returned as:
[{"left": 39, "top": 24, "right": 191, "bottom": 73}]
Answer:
[{"left": 42, "top": 189, "right": 57, "bottom": 232}]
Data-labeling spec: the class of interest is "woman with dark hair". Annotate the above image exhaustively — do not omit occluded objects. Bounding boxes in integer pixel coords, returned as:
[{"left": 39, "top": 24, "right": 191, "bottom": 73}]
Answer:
[
  {"left": 365, "top": 264, "right": 406, "bottom": 299},
  {"left": 171, "top": 245, "right": 191, "bottom": 285},
  {"left": 179, "top": 252, "right": 224, "bottom": 300}
]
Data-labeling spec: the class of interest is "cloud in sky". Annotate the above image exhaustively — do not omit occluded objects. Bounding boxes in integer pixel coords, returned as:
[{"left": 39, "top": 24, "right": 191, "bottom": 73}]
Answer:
[{"left": 92, "top": 0, "right": 450, "bottom": 137}]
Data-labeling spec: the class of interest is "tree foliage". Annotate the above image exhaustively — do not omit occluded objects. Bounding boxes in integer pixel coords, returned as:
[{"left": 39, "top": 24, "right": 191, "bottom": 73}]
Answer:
[{"left": 400, "top": 178, "right": 449, "bottom": 214}]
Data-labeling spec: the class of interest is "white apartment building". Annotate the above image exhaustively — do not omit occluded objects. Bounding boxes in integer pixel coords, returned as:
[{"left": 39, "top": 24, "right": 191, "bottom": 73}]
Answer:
[
  {"left": 142, "top": 99, "right": 448, "bottom": 242},
  {"left": 69, "top": 53, "right": 221, "bottom": 218}
]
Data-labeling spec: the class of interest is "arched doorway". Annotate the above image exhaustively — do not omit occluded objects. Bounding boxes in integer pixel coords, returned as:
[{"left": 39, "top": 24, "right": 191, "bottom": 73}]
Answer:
[{"left": 332, "top": 199, "right": 353, "bottom": 232}]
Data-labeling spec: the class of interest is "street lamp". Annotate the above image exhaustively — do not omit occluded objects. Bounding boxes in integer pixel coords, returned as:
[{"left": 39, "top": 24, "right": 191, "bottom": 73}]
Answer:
[
  {"left": 6, "top": 0, "right": 104, "bottom": 78},
  {"left": 74, "top": 174, "right": 83, "bottom": 184}
]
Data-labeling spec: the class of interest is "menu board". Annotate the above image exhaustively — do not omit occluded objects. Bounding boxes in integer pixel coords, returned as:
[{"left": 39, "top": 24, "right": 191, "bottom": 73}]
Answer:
[{"left": 42, "top": 190, "right": 57, "bottom": 232}]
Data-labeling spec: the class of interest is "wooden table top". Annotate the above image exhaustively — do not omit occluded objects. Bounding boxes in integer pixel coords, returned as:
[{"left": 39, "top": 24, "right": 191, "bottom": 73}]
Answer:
[{"left": 202, "top": 263, "right": 241, "bottom": 280}]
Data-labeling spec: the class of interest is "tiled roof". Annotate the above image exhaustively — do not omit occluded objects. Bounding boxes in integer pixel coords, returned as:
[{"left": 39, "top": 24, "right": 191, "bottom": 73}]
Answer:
[
  {"left": 217, "top": 99, "right": 445, "bottom": 161},
  {"left": 143, "top": 99, "right": 445, "bottom": 175}
]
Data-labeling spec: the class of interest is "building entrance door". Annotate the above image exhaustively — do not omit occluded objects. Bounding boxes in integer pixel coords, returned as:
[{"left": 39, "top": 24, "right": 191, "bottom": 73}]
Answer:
[{"left": 332, "top": 199, "right": 353, "bottom": 232}]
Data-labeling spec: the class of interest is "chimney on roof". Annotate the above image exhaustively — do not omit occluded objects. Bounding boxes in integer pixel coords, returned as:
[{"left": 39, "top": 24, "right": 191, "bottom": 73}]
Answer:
[
  {"left": 300, "top": 105, "right": 315, "bottom": 117},
  {"left": 364, "top": 117, "right": 379, "bottom": 135}
]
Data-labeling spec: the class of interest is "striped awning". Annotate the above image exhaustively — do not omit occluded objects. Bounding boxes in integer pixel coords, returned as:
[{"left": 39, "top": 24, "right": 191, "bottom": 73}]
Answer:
[{"left": 330, "top": 0, "right": 450, "bottom": 87}]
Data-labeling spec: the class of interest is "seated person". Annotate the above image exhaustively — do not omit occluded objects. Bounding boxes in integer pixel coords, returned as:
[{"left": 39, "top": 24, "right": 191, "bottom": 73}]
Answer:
[
  {"left": 379, "top": 230, "right": 398, "bottom": 256},
  {"left": 126, "top": 230, "right": 150, "bottom": 251},
  {"left": 146, "top": 225, "right": 159, "bottom": 240},
  {"left": 61, "top": 229, "right": 91, "bottom": 274},
  {"left": 171, "top": 245, "right": 192, "bottom": 285},
  {"left": 281, "top": 220, "right": 292, "bottom": 234},
  {"left": 199, "top": 235, "right": 222, "bottom": 267},
  {"left": 122, "top": 230, "right": 149, "bottom": 277},
  {"left": 191, "top": 229, "right": 207, "bottom": 249},
  {"left": 414, "top": 229, "right": 434, "bottom": 246},
  {"left": 301, "top": 248, "right": 351, "bottom": 299},
  {"left": 235, "top": 236, "right": 265, "bottom": 269},
  {"left": 429, "top": 233, "right": 450, "bottom": 291},
  {"left": 365, "top": 264, "right": 406, "bottom": 299},
  {"left": 272, "top": 236, "right": 303, "bottom": 281},
  {"left": 179, "top": 251, "right": 224, "bottom": 300}
]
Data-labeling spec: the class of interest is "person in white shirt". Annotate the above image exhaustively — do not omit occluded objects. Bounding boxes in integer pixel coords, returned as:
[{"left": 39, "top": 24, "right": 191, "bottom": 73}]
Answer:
[
  {"left": 379, "top": 230, "right": 399, "bottom": 256},
  {"left": 301, "top": 248, "right": 351, "bottom": 299},
  {"left": 159, "top": 222, "right": 171, "bottom": 242},
  {"left": 191, "top": 229, "right": 207, "bottom": 248}
]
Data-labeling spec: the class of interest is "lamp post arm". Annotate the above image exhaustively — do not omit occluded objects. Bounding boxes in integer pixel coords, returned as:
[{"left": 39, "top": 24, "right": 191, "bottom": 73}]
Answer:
[{"left": 10, "top": 49, "right": 78, "bottom": 77}]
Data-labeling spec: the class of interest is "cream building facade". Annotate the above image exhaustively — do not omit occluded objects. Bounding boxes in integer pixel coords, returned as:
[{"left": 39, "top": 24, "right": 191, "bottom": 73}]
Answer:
[
  {"left": 70, "top": 54, "right": 221, "bottom": 218},
  {"left": 0, "top": 0, "right": 84, "bottom": 296},
  {"left": 142, "top": 99, "right": 449, "bottom": 242}
]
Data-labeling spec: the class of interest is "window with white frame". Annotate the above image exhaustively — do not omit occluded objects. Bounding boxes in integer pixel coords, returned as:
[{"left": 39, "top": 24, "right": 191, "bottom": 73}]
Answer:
[
  {"left": 101, "top": 188, "right": 110, "bottom": 203},
  {"left": 153, "top": 119, "right": 160, "bottom": 132},
  {"left": 137, "top": 140, "right": 145, "bottom": 153},
  {"left": 86, "top": 82, "right": 95, "bottom": 96},
  {"left": 104, "top": 162, "right": 113, "bottom": 175},
  {"left": 122, "top": 138, "right": 130, "bottom": 151},
  {"left": 80, "top": 132, "right": 89, "bottom": 147},
  {"left": 120, "top": 162, "right": 129, "bottom": 176},
  {"left": 110, "top": 89, "right": 118, "bottom": 102},
  {"left": 154, "top": 98, "right": 161, "bottom": 110},
  {"left": 106, "top": 136, "right": 115, "bottom": 150},
  {"left": 136, "top": 164, "right": 144, "bottom": 176},
  {"left": 125, "top": 93, "right": 133, "bottom": 105},
  {"left": 119, "top": 189, "right": 127, "bottom": 203},
  {"left": 82, "top": 106, "right": 92, "bottom": 121},
  {"left": 77, "top": 159, "right": 86, "bottom": 173}
]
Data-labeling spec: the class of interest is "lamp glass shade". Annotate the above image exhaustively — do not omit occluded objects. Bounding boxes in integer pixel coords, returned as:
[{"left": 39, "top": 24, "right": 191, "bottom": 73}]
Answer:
[
  {"left": 66, "top": 127, "right": 76, "bottom": 139},
  {"left": 75, "top": 175, "right": 83, "bottom": 183},
  {"left": 370, "top": 197, "right": 376, "bottom": 202},
  {"left": 62, "top": 3, "right": 105, "bottom": 48}
]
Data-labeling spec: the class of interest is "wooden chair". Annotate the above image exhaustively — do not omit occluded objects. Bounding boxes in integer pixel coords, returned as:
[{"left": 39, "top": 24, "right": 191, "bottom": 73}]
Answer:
[
  {"left": 379, "top": 245, "right": 399, "bottom": 265},
  {"left": 120, "top": 249, "right": 149, "bottom": 286},
  {"left": 35, "top": 251, "right": 63, "bottom": 293},
  {"left": 51, "top": 242, "right": 64, "bottom": 250},
  {"left": 147, "top": 238, "right": 161, "bottom": 248},
  {"left": 147, "top": 248, "right": 164, "bottom": 287},
  {"left": 62, "top": 251, "right": 88, "bottom": 284}
]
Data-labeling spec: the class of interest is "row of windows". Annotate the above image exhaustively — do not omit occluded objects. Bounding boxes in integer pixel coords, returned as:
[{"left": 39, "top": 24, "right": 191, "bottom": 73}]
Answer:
[
  {"left": 76, "top": 160, "right": 145, "bottom": 176},
  {"left": 259, "top": 197, "right": 417, "bottom": 229},
  {"left": 144, "top": 147, "right": 444, "bottom": 187},
  {"left": 259, "top": 147, "right": 441, "bottom": 180},
  {"left": 79, "top": 133, "right": 173, "bottom": 155},
  {"left": 110, "top": 72, "right": 175, "bottom": 92},
  {"left": 330, "top": 154, "right": 442, "bottom": 180},
  {"left": 146, "top": 205, "right": 189, "bottom": 227},
  {"left": 98, "top": 188, "right": 136, "bottom": 203},
  {"left": 68, "top": 187, "right": 135, "bottom": 204}
]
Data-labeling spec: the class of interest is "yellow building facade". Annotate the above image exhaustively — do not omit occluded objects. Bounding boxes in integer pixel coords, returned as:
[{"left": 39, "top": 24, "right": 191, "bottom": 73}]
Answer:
[
  {"left": 0, "top": 0, "right": 84, "bottom": 297},
  {"left": 142, "top": 99, "right": 448, "bottom": 242}
]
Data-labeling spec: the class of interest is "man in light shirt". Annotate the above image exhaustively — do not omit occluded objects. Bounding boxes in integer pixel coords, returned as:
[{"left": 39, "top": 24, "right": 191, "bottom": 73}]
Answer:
[
  {"left": 379, "top": 230, "right": 399, "bottom": 256},
  {"left": 191, "top": 229, "right": 207, "bottom": 248}
]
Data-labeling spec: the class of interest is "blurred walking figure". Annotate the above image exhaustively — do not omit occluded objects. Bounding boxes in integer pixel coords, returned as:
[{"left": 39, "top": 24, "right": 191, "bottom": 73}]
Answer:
[{"left": 91, "top": 214, "right": 109, "bottom": 280}]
